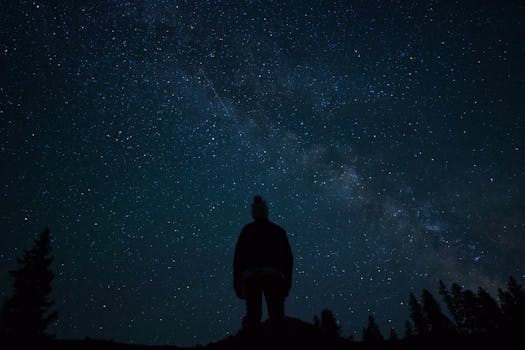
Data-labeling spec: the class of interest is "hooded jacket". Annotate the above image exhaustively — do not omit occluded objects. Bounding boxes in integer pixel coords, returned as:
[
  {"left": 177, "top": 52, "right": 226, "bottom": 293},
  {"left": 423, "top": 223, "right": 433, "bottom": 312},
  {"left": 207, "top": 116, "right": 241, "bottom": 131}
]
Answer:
[{"left": 233, "top": 218, "right": 293, "bottom": 299}]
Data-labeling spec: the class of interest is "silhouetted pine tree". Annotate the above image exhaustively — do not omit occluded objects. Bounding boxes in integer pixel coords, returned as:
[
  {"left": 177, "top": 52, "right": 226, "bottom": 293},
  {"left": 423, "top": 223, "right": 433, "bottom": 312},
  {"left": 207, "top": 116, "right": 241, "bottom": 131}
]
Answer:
[
  {"left": 313, "top": 315, "right": 320, "bottom": 328},
  {"left": 0, "top": 228, "right": 58, "bottom": 341},
  {"left": 421, "top": 289, "right": 454, "bottom": 335},
  {"left": 498, "top": 276, "right": 525, "bottom": 332},
  {"left": 440, "top": 282, "right": 467, "bottom": 333},
  {"left": 438, "top": 280, "right": 453, "bottom": 319},
  {"left": 476, "top": 287, "right": 502, "bottom": 333},
  {"left": 389, "top": 328, "right": 399, "bottom": 342},
  {"left": 461, "top": 289, "right": 480, "bottom": 334},
  {"left": 501, "top": 277, "right": 525, "bottom": 309},
  {"left": 404, "top": 320, "right": 413, "bottom": 339},
  {"left": 315, "top": 309, "right": 341, "bottom": 337},
  {"left": 362, "top": 314, "right": 383, "bottom": 343},
  {"left": 439, "top": 279, "right": 522, "bottom": 336},
  {"left": 408, "top": 293, "right": 428, "bottom": 335}
]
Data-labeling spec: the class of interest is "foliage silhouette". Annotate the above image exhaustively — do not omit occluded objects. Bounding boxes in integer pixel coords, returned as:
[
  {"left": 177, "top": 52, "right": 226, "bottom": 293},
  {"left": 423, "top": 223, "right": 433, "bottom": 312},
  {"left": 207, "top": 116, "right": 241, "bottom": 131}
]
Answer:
[
  {"left": 403, "top": 319, "right": 413, "bottom": 339},
  {"left": 313, "top": 309, "right": 342, "bottom": 337},
  {"left": 388, "top": 328, "right": 399, "bottom": 342},
  {"left": 362, "top": 314, "right": 384, "bottom": 344},
  {"left": 402, "top": 277, "right": 524, "bottom": 346},
  {"left": 1, "top": 227, "right": 525, "bottom": 349},
  {"left": 421, "top": 288, "right": 454, "bottom": 335},
  {"left": 476, "top": 287, "right": 502, "bottom": 332},
  {"left": 498, "top": 276, "right": 525, "bottom": 334},
  {"left": 408, "top": 292, "right": 428, "bottom": 335},
  {"left": 0, "top": 228, "right": 58, "bottom": 344}
]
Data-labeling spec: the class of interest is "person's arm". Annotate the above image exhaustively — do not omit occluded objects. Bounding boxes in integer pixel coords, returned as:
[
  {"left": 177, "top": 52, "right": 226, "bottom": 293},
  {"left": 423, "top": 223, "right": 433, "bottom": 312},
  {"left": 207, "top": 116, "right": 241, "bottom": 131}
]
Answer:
[
  {"left": 282, "top": 230, "right": 294, "bottom": 295},
  {"left": 233, "top": 229, "right": 246, "bottom": 299}
]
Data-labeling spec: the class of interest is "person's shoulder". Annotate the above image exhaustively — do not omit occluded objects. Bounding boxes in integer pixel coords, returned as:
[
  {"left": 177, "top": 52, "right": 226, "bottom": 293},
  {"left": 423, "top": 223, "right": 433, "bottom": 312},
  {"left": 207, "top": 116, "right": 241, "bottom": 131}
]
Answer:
[
  {"left": 268, "top": 220, "right": 286, "bottom": 234},
  {"left": 244, "top": 221, "right": 257, "bottom": 229},
  {"left": 241, "top": 221, "right": 257, "bottom": 233}
]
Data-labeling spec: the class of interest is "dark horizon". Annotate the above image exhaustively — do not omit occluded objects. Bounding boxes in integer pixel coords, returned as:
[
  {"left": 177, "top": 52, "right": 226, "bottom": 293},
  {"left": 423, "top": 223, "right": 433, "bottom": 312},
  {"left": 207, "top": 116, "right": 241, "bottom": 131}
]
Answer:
[
  {"left": 1, "top": 0, "right": 524, "bottom": 346},
  {"left": 2, "top": 231, "right": 524, "bottom": 349}
]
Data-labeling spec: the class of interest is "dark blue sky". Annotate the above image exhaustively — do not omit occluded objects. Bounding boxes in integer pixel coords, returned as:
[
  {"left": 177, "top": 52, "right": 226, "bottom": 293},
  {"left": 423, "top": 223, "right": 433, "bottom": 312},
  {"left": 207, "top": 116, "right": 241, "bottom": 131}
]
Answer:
[{"left": 1, "top": 0, "right": 524, "bottom": 346}]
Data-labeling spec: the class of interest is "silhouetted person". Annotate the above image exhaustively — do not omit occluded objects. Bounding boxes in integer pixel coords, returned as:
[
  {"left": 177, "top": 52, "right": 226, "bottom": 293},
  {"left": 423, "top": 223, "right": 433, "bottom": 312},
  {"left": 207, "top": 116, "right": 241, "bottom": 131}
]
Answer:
[{"left": 233, "top": 196, "right": 293, "bottom": 330}]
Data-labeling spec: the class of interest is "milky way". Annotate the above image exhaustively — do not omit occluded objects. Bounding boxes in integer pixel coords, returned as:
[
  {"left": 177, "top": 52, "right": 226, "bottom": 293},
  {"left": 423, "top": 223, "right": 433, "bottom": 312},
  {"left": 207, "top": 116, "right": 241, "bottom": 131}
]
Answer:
[{"left": 1, "top": 1, "right": 524, "bottom": 346}]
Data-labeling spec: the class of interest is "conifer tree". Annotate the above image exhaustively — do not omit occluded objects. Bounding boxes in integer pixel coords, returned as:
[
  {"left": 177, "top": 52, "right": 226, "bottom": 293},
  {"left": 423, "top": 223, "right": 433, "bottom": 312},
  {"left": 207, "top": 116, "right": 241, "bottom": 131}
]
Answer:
[
  {"left": 362, "top": 314, "right": 384, "bottom": 343},
  {"left": 316, "top": 309, "right": 341, "bottom": 337},
  {"left": 389, "top": 327, "right": 399, "bottom": 342},
  {"left": 0, "top": 228, "right": 58, "bottom": 341},
  {"left": 421, "top": 289, "right": 454, "bottom": 335},
  {"left": 460, "top": 289, "right": 479, "bottom": 334},
  {"left": 409, "top": 292, "right": 428, "bottom": 335},
  {"left": 498, "top": 276, "right": 525, "bottom": 331},
  {"left": 438, "top": 280, "right": 453, "bottom": 315},
  {"left": 451, "top": 283, "right": 466, "bottom": 323},
  {"left": 404, "top": 319, "right": 413, "bottom": 339},
  {"left": 476, "top": 287, "right": 502, "bottom": 333},
  {"left": 440, "top": 282, "right": 466, "bottom": 332}
]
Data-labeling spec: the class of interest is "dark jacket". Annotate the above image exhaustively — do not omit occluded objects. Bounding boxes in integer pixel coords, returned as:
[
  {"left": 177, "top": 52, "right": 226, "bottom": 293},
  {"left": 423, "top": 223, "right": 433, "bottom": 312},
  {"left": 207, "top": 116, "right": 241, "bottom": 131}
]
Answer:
[{"left": 233, "top": 218, "right": 293, "bottom": 299}]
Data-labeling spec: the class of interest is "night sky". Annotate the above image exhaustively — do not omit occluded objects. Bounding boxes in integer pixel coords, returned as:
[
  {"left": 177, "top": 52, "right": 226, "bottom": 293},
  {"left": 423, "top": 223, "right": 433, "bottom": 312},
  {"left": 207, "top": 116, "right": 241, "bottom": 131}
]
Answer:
[{"left": 1, "top": 0, "right": 524, "bottom": 346}]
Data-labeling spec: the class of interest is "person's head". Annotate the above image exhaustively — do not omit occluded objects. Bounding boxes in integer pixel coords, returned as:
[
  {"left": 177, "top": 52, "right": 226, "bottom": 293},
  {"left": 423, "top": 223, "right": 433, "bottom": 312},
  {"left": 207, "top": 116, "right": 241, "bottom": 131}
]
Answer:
[{"left": 251, "top": 195, "right": 269, "bottom": 220}]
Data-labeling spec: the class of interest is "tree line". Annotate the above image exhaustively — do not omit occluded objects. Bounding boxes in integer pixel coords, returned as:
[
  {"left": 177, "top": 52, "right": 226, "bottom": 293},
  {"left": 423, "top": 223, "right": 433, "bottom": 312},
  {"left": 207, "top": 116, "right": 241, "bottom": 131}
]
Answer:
[
  {"left": 314, "top": 276, "right": 524, "bottom": 347},
  {"left": 1, "top": 228, "right": 524, "bottom": 348}
]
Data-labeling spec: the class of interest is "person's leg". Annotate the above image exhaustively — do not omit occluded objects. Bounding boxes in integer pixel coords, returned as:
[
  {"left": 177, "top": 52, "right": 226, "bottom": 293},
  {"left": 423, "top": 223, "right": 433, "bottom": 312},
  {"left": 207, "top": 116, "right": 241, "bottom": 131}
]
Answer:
[
  {"left": 243, "top": 277, "right": 263, "bottom": 329},
  {"left": 264, "top": 277, "right": 286, "bottom": 323}
]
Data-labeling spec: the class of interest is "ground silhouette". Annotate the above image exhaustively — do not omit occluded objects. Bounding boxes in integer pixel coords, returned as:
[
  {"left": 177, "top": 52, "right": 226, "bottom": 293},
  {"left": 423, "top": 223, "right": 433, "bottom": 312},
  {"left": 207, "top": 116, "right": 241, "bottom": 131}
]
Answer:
[{"left": 205, "top": 316, "right": 352, "bottom": 350}]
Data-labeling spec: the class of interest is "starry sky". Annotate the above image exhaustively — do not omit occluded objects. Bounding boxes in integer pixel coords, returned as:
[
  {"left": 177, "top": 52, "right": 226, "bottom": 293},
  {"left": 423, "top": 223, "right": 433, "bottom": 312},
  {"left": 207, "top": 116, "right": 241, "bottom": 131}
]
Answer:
[{"left": 1, "top": 0, "right": 524, "bottom": 346}]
